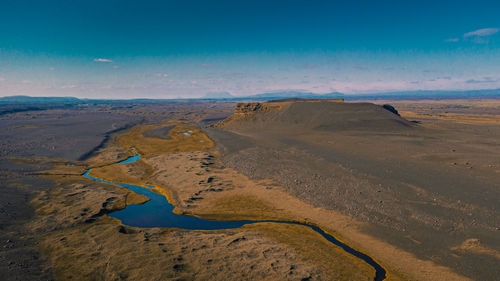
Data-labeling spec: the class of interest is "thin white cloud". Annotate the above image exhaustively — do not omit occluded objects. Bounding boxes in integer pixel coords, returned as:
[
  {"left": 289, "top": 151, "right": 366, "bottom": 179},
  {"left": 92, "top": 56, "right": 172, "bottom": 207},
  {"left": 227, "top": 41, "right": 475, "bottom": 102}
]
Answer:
[
  {"left": 445, "top": 38, "right": 459, "bottom": 42},
  {"left": 60, "top": 84, "right": 78, "bottom": 89},
  {"left": 154, "top": 73, "right": 168, "bottom": 77},
  {"left": 463, "top": 28, "right": 500, "bottom": 38},
  {"left": 465, "top": 77, "right": 500, "bottom": 84},
  {"left": 93, "top": 58, "right": 113, "bottom": 63}
]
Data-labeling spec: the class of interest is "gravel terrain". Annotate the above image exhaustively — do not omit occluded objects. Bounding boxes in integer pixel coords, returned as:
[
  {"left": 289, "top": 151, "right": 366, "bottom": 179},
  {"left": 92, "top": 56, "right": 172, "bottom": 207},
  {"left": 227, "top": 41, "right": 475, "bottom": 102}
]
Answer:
[{"left": 206, "top": 100, "right": 500, "bottom": 280}]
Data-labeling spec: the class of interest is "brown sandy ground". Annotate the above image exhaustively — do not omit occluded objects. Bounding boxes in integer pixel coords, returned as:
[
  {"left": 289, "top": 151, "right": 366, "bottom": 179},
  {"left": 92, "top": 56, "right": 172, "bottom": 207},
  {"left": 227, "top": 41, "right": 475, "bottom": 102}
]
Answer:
[{"left": 28, "top": 122, "right": 371, "bottom": 281}]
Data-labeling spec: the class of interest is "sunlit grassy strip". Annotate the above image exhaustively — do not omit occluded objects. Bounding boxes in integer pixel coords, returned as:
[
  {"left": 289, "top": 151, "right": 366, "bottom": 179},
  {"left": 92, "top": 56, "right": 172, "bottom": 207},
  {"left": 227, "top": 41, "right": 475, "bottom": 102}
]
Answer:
[
  {"left": 89, "top": 122, "right": 214, "bottom": 186},
  {"left": 176, "top": 197, "right": 390, "bottom": 280},
  {"left": 400, "top": 111, "right": 500, "bottom": 124},
  {"left": 141, "top": 183, "right": 388, "bottom": 281},
  {"left": 88, "top": 159, "right": 153, "bottom": 186},
  {"left": 245, "top": 223, "right": 381, "bottom": 281},
  {"left": 114, "top": 123, "right": 214, "bottom": 158}
]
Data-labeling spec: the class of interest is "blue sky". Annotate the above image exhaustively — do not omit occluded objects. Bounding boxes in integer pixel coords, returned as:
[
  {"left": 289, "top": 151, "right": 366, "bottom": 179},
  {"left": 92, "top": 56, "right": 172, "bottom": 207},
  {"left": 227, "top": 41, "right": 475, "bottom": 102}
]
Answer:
[{"left": 1, "top": 0, "right": 499, "bottom": 98}]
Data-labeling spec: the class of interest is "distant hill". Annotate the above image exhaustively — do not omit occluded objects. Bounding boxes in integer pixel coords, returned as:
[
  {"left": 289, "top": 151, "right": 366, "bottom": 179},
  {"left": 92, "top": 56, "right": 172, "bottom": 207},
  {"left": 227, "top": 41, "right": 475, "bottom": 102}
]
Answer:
[
  {"left": 239, "top": 89, "right": 500, "bottom": 101},
  {"left": 198, "top": 90, "right": 345, "bottom": 101},
  {"left": 241, "top": 89, "right": 500, "bottom": 101},
  {"left": 0, "top": 96, "right": 83, "bottom": 116},
  {"left": 0, "top": 95, "right": 82, "bottom": 103},
  {"left": 202, "top": 92, "right": 235, "bottom": 99},
  {"left": 348, "top": 89, "right": 500, "bottom": 100}
]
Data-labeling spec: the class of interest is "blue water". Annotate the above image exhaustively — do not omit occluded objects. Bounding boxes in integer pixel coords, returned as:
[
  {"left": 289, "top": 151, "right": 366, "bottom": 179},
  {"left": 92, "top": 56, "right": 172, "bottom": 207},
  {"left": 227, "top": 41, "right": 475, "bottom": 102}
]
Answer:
[
  {"left": 114, "top": 154, "right": 141, "bottom": 164},
  {"left": 84, "top": 170, "right": 255, "bottom": 229},
  {"left": 83, "top": 153, "right": 386, "bottom": 281}
]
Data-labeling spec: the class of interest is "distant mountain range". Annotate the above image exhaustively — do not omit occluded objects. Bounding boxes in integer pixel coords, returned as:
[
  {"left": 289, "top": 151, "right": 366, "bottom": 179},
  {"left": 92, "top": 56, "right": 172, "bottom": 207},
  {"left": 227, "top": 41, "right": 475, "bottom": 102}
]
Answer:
[
  {"left": 202, "top": 92, "right": 235, "bottom": 99},
  {"left": 199, "top": 89, "right": 500, "bottom": 100},
  {"left": 0, "top": 95, "right": 82, "bottom": 103},
  {"left": 1, "top": 89, "right": 500, "bottom": 103},
  {"left": 242, "top": 90, "right": 344, "bottom": 100},
  {"left": 198, "top": 90, "right": 344, "bottom": 100},
  {"left": 347, "top": 89, "right": 500, "bottom": 100}
]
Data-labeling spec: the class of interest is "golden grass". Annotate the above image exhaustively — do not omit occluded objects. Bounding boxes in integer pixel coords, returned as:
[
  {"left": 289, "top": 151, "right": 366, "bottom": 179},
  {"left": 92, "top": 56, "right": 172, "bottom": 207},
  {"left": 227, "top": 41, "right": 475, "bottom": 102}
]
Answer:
[
  {"left": 244, "top": 222, "right": 374, "bottom": 281},
  {"left": 40, "top": 174, "right": 150, "bottom": 209},
  {"left": 88, "top": 122, "right": 214, "bottom": 186},
  {"left": 400, "top": 111, "right": 500, "bottom": 124},
  {"left": 385, "top": 99, "right": 500, "bottom": 108},
  {"left": 35, "top": 162, "right": 87, "bottom": 176},
  {"left": 89, "top": 159, "right": 152, "bottom": 186},
  {"left": 7, "top": 124, "right": 46, "bottom": 130},
  {"left": 171, "top": 194, "right": 286, "bottom": 221},
  {"left": 126, "top": 191, "right": 150, "bottom": 205},
  {"left": 115, "top": 122, "right": 214, "bottom": 158},
  {"left": 451, "top": 239, "right": 500, "bottom": 260},
  {"left": 211, "top": 195, "right": 279, "bottom": 218}
]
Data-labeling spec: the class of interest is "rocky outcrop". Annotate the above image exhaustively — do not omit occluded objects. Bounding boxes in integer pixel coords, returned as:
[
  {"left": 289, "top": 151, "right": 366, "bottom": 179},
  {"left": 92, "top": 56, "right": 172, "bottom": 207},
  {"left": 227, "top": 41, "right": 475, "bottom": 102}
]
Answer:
[
  {"left": 211, "top": 102, "right": 278, "bottom": 128},
  {"left": 382, "top": 104, "right": 400, "bottom": 116},
  {"left": 234, "top": 102, "right": 262, "bottom": 113}
]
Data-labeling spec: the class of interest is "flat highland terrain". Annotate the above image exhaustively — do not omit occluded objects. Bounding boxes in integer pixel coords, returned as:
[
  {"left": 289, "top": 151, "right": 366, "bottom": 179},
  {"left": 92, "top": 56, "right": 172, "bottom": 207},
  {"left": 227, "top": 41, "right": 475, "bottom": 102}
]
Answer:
[{"left": 0, "top": 98, "right": 499, "bottom": 281}]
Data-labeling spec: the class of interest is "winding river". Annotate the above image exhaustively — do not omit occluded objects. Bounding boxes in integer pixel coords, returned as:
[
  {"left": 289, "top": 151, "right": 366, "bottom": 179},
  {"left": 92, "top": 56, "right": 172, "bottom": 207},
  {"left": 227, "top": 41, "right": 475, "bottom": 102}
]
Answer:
[{"left": 83, "top": 153, "right": 386, "bottom": 281}]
